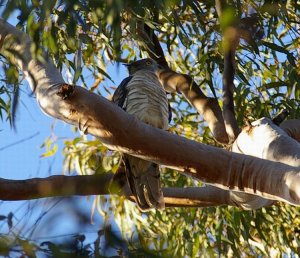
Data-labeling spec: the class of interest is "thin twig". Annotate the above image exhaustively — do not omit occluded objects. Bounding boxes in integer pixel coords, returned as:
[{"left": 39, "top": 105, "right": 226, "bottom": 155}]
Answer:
[{"left": 0, "top": 131, "right": 40, "bottom": 151}]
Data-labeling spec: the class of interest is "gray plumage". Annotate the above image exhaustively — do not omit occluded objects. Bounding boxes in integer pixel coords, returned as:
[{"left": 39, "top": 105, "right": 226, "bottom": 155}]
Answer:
[{"left": 112, "top": 58, "right": 170, "bottom": 211}]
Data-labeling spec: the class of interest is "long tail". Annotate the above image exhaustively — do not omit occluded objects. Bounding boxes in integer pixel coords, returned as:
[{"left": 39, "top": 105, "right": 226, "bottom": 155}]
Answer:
[{"left": 124, "top": 155, "right": 164, "bottom": 211}]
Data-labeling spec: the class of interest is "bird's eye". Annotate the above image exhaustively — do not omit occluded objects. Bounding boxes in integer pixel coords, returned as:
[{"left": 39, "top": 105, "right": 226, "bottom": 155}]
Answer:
[{"left": 146, "top": 60, "right": 151, "bottom": 65}]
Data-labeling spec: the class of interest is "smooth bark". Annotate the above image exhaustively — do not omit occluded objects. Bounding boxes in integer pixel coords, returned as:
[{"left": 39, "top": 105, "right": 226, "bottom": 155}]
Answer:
[
  {"left": 0, "top": 174, "right": 232, "bottom": 207},
  {"left": 231, "top": 118, "right": 300, "bottom": 209}
]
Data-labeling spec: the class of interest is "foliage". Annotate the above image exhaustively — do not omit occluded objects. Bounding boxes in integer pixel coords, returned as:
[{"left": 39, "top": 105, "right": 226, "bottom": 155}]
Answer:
[{"left": 0, "top": 0, "right": 300, "bottom": 257}]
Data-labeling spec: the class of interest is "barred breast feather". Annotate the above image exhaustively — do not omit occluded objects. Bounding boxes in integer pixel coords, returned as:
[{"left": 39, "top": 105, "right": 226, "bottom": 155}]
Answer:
[
  {"left": 112, "top": 67, "right": 169, "bottom": 211},
  {"left": 123, "top": 70, "right": 169, "bottom": 130}
]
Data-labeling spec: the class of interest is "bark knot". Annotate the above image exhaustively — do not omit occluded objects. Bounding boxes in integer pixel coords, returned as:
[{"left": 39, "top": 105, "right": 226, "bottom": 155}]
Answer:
[{"left": 57, "top": 84, "right": 75, "bottom": 100}]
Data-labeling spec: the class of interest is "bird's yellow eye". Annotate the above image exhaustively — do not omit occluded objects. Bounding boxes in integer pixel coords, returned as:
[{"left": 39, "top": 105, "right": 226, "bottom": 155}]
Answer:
[{"left": 146, "top": 60, "right": 151, "bottom": 65}]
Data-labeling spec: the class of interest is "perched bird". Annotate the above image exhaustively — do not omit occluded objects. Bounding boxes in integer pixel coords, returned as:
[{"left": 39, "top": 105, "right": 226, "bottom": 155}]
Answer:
[{"left": 112, "top": 58, "right": 171, "bottom": 211}]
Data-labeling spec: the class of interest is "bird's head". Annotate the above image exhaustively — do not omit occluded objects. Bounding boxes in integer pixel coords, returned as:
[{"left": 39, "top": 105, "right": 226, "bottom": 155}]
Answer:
[{"left": 124, "top": 58, "right": 161, "bottom": 75}]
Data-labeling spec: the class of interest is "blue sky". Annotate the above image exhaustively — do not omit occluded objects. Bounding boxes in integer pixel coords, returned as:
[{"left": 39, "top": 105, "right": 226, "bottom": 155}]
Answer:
[{"left": 0, "top": 12, "right": 129, "bottom": 251}]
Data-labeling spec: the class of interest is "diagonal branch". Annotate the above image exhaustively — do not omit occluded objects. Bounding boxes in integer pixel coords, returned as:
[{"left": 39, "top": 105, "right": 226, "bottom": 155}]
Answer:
[
  {"left": 158, "top": 70, "right": 228, "bottom": 143},
  {"left": 136, "top": 22, "right": 229, "bottom": 143}
]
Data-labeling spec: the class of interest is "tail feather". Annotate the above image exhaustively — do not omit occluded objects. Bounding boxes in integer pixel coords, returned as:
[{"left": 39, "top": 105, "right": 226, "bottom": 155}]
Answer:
[{"left": 124, "top": 155, "right": 164, "bottom": 211}]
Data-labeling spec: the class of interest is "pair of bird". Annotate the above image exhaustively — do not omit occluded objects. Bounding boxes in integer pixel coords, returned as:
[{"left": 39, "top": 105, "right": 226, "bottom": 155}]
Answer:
[{"left": 112, "top": 58, "right": 170, "bottom": 212}]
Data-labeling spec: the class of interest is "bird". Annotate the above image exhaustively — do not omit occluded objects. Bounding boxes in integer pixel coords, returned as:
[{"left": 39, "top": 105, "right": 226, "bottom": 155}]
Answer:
[{"left": 112, "top": 58, "right": 171, "bottom": 211}]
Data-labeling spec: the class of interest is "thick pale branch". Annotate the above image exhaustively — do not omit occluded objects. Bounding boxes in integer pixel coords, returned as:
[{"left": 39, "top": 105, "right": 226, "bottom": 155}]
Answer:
[
  {"left": 233, "top": 118, "right": 300, "bottom": 167},
  {"left": 0, "top": 174, "right": 232, "bottom": 208},
  {"left": 34, "top": 80, "right": 300, "bottom": 206},
  {"left": 0, "top": 20, "right": 64, "bottom": 92},
  {"left": 13, "top": 83, "right": 300, "bottom": 206},
  {"left": 231, "top": 117, "right": 300, "bottom": 209},
  {"left": 1, "top": 19, "right": 300, "bottom": 207}
]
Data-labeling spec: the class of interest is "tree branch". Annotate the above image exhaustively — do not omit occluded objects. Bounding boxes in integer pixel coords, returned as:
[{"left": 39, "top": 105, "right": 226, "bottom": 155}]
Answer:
[
  {"left": 158, "top": 70, "right": 229, "bottom": 143},
  {"left": 0, "top": 20, "right": 64, "bottom": 91},
  {"left": 222, "top": 45, "right": 240, "bottom": 142},
  {"left": 216, "top": 1, "right": 240, "bottom": 143},
  {"left": 135, "top": 22, "right": 229, "bottom": 143},
  {"left": 231, "top": 117, "right": 300, "bottom": 209},
  {"left": 1, "top": 19, "right": 300, "bottom": 207},
  {"left": 0, "top": 174, "right": 234, "bottom": 208},
  {"left": 232, "top": 118, "right": 300, "bottom": 167}
]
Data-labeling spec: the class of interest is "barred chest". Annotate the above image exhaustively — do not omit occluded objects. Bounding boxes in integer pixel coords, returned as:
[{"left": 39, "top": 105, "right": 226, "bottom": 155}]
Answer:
[{"left": 124, "top": 70, "right": 169, "bottom": 130}]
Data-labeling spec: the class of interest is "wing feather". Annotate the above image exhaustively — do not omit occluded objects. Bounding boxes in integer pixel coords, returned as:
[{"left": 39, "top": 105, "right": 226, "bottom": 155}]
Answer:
[{"left": 112, "top": 76, "right": 133, "bottom": 109}]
